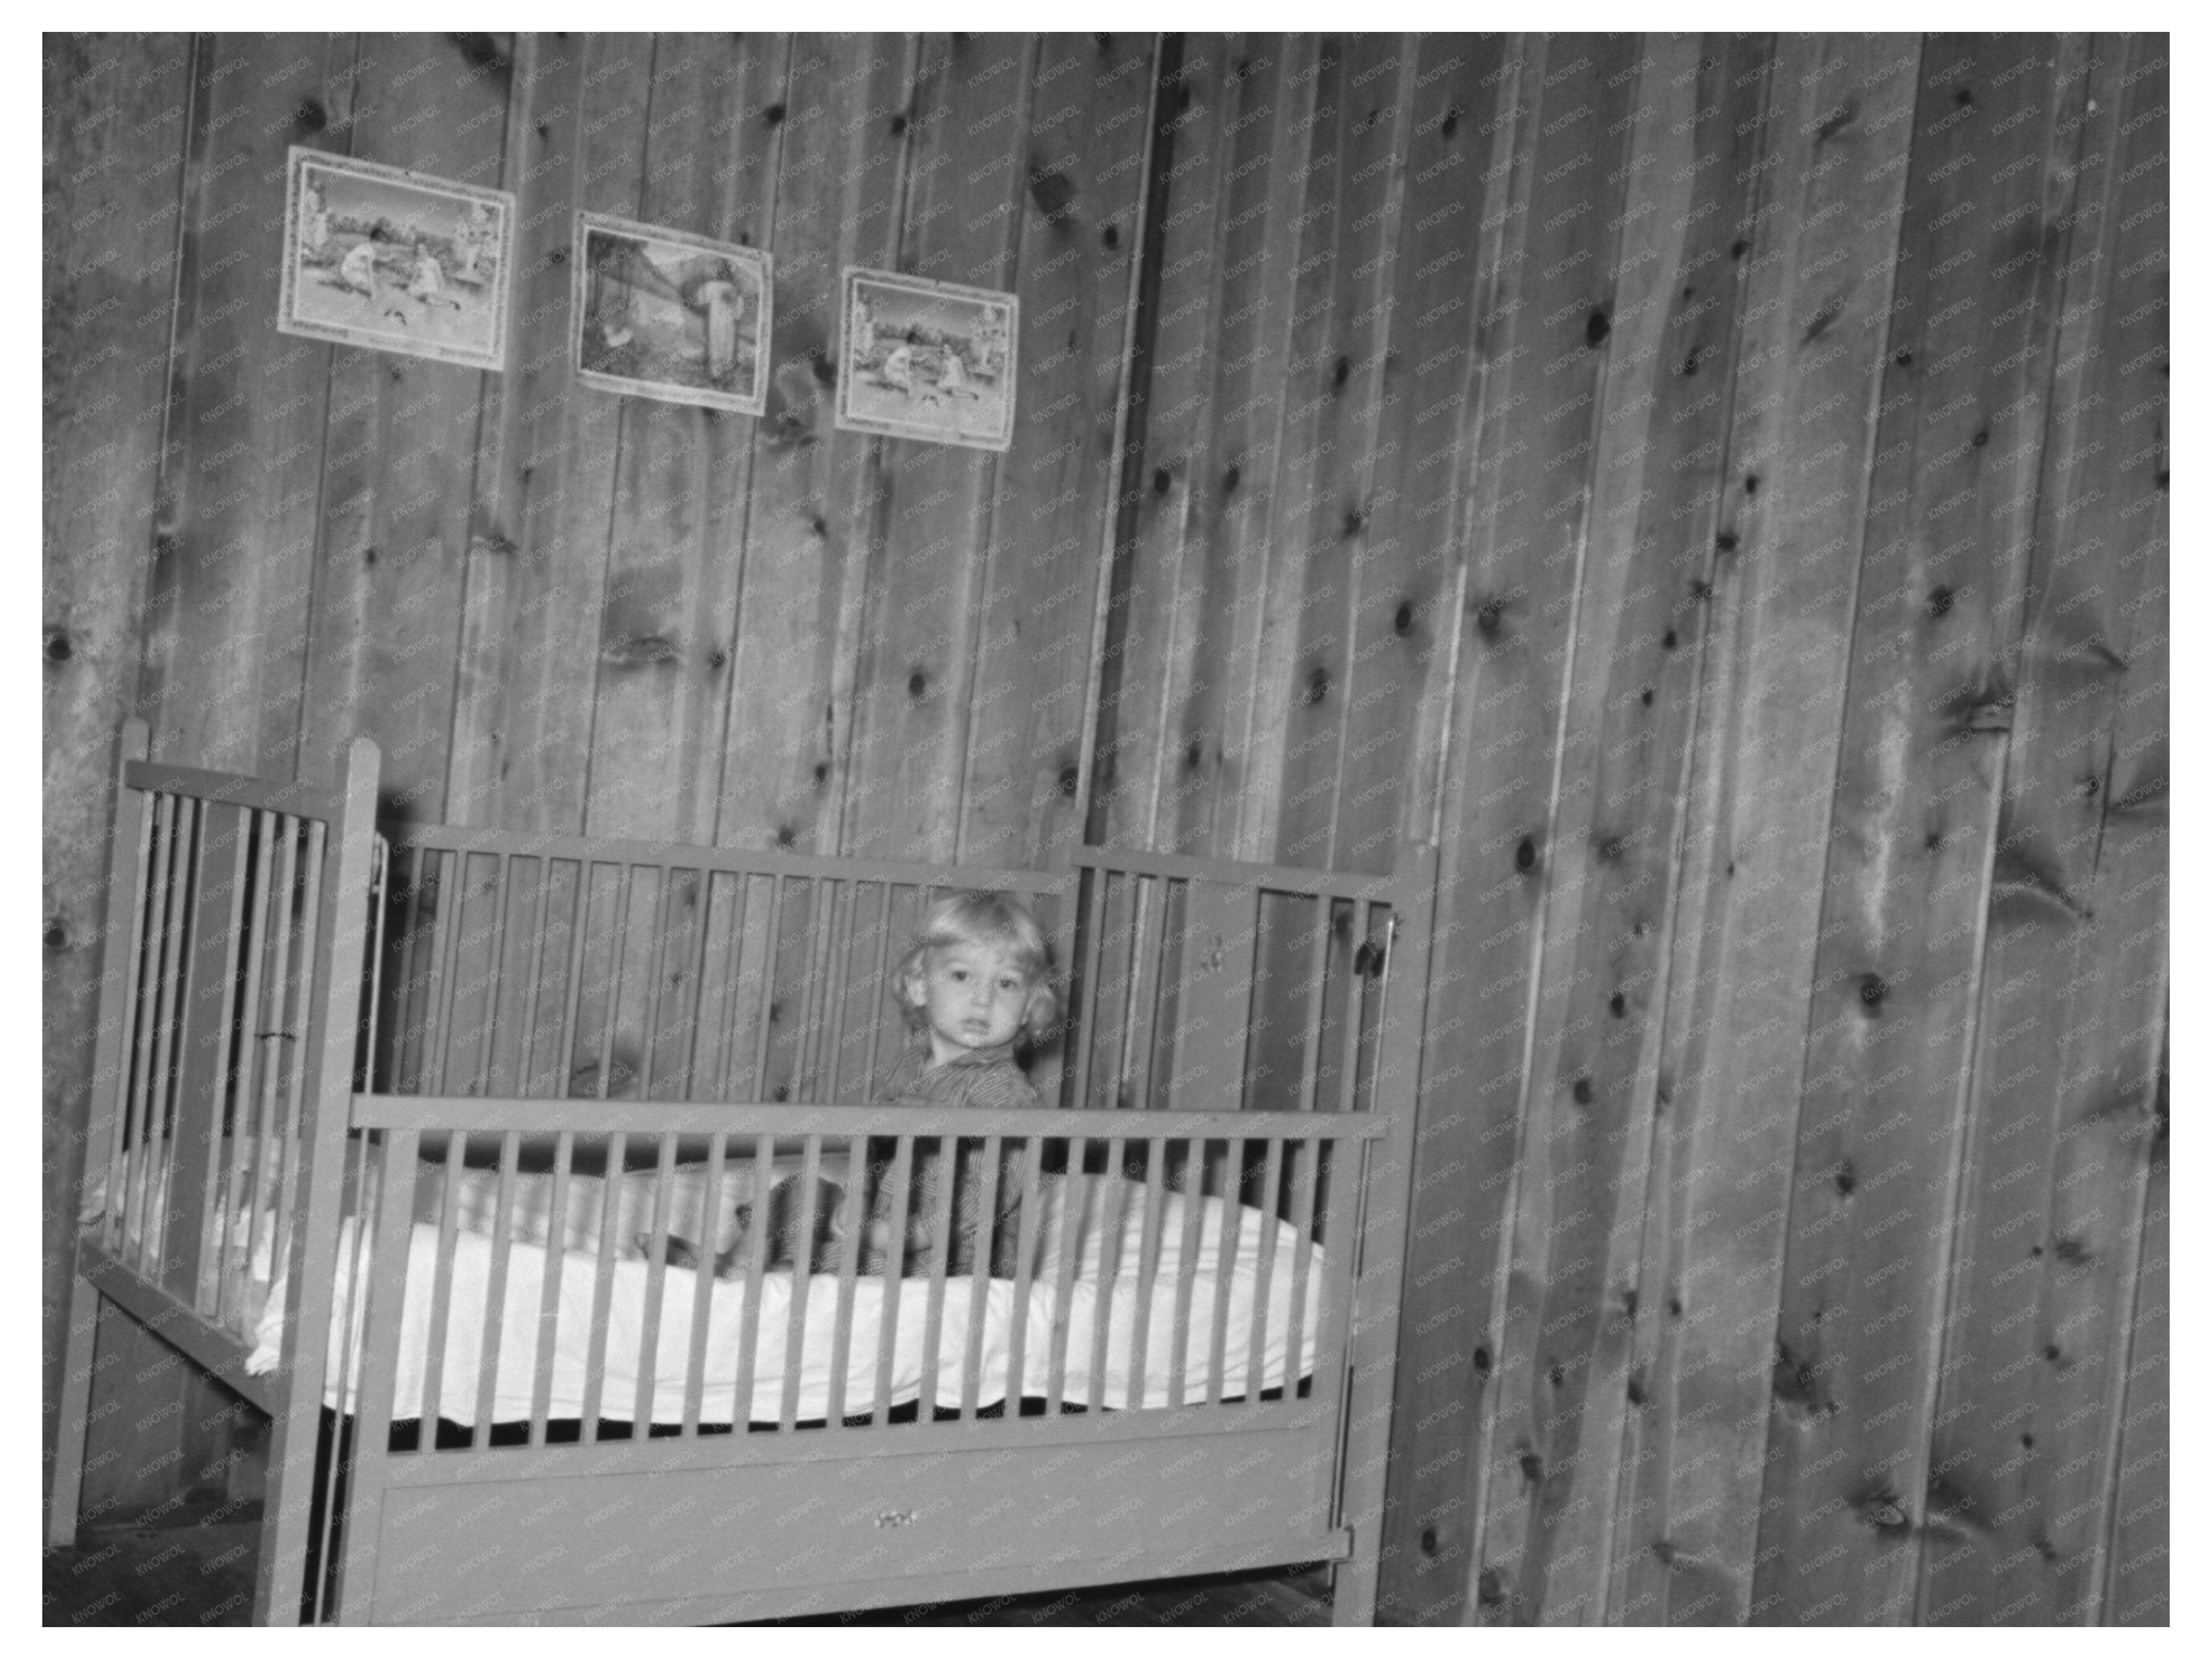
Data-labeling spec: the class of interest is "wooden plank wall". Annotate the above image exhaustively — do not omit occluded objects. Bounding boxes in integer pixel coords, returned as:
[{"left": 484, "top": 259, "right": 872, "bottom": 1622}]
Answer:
[{"left": 42, "top": 32, "right": 2166, "bottom": 1626}]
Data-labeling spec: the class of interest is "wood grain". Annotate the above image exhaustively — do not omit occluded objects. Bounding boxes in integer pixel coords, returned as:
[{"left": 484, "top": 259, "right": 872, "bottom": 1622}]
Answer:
[
  {"left": 959, "top": 33, "right": 1154, "bottom": 869},
  {"left": 42, "top": 31, "right": 208, "bottom": 1525},
  {"left": 1917, "top": 33, "right": 2168, "bottom": 1625},
  {"left": 837, "top": 36, "right": 1035, "bottom": 863},
  {"left": 444, "top": 36, "right": 611, "bottom": 834},
  {"left": 1747, "top": 35, "right": 2099, "bottom": 1625},
  {"left": 297, "top": 35, "right": 510, "bottom": 817},
  {"left": 713, "top": 34, "right": 913, "bottom": 855},
  {"left": 582, "top": 34, "right": 787, "bottom": 845},
  {"left": 1617, "top": 33, "right": 1921, "bottom": 1628},
  {"left": 1454, "top": 33, "right": 1653, "bottom": 1626}
]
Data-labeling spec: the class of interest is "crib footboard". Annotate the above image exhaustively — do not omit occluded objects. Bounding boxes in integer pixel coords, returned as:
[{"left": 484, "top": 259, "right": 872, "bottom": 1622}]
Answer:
[
  {"left": 320, "top": 1097, "right": 1386, "bottom": 1625},
  {"left": 48, "top": 728, "right": 384, "bottom": 1631}
]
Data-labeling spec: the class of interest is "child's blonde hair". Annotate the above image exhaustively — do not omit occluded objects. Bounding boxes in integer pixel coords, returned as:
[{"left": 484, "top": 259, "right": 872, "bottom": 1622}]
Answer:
[{"left": 891, "top": 890, "right": 1061, "bottom": 1041}]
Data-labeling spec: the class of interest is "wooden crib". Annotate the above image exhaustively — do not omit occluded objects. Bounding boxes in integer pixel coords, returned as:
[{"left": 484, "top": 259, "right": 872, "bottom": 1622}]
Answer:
[{"left": 48, "top": 725, "right": 1434, "bottom": 1626}]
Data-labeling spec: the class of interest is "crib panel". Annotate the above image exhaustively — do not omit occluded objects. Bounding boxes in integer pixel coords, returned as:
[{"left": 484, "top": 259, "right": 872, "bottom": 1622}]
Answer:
[
  {"left": 348, "top": 1422, "right": 1347, "bottom": 1625},
  {"left": 161, "top": 800, "right": 247, "bottom": 1311}
]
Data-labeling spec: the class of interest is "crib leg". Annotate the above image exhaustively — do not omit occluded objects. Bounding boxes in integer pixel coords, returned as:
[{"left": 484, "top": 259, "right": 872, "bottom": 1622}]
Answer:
[
  {"left": 1331, "top": 1546, "right": 1380, "bottom": 1627},
  {"left": 46, "top": 1267, "right": 102, "bottom": 1548}
]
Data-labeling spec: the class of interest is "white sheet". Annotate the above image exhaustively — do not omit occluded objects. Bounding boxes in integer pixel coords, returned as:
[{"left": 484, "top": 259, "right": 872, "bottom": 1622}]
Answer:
[{"left": 249, "top": 1178, "right": 1326, "bottom": 1422}]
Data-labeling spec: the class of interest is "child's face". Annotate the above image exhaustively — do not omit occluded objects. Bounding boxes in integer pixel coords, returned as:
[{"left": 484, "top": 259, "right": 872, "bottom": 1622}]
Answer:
[{"left": 910, "top": 940, "right": 1029, "bottom": 1063}]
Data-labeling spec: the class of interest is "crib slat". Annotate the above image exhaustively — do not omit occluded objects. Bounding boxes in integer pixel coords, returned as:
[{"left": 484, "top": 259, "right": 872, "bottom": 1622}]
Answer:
[
  {"left": 957, "top": 1135, "right": 1005, "bottom": 1419},
  {"left": 707, "top": 873, "right": 752, "bottom": 1101},
  {"left": 510, "top": 856, "right": 554, "bottom": 1097},
  {"left": 870, "top": 1134, "right": 916, "bottom": 1429},
  {"left": 146, "top": 795, "right": 202, "bottom": 1278},
  {"left": 551, "top": 858, "right": 596, "bottom": 1101},
  {"left": 243, "top": 817, "right": 301, "bottom": 1296},
  {"left": 428, "top": 849, "right": 469, "bottom": 1094},
  {"left": 1335, "top": 901, "right": 1376, "bottom": 1119},
  {"left": 273, "top": 817, "right": 327, "bottom": 1298},
  {"left": 917, "top": 1134, "right": 959, "bottom": 1418},
  {"left": 383, "top": 843, "right": 420, "bottom": 1090},
  {"left": 860, "top": 883, "right": 899, "bottom": 1090},
  {"left": 1126, "top": 1135, "right": 1169, "bottom": 1408},
  {"left": 1244, "top": 1136, "right": 1285, "bottom": 1402},
  {"left": 314, "top": 1134, "right": 381, "bottom": 1619},
  {"left": 1283, "top": 1134, "right": 1320, "bottom": 1404},
  {"left": 633, "top": 1132, "right": 680, "bottom": 1427},
  {"left": 729, "top": 1134, "right": 774, "bottom": 1431},
  {"left": 580, "top": 1130, "right": 627, "bottom": 1437},
  {"left": 808, "top": 879, "right": 857, "bottom": 1098},
  {"left": 780, "top": 1135, "right": 826, "bottom": 1430},
  {"left": 361, "top": 832, "right": 389, "bottom": 1081},
  {"left": 352, "top": 1130, "right": 423, "bottom": 1466},
  {"left": 1296, "top": 896, "right": 1335, "bottom": 1114},
  {"left": 471, "top": 853, "right": 515, "bottom": 1095},
  {"left": 1168, "top": 1136, "right": 1207, "bottom": 1406},
  {"left": 98, "top": 776, "right": 156, "bottom": 1257},
  {"left": 635, "top": 862, "right": 675, "bottom": 1099},
  {"left": 220, "top": 810, "right": 278, "bottom": 1332},
  {"left": 829, "top": 882, "right": 882, "bottom": 1097},
  {"left": 1084, "top": 1138, "right": 1133, "bottom": 1412},
  {"left": 675, "top": 868, "right": 720, "bottom": 1099},
  {"left": 680, "top": 1131, "right": 728, "bottom": 1436},
  {"left": 1000, "top": 1132, "right": 1047, "bottom": 1410},
  {"left": 585, "top": 864, "right": 638, "bottom": 1103},
  {"left": 1206, "top": 1136, "right": 1246, "bottom": 1407},
  {"left": 114, "top": 791, "right": 168, "bottom": 1257},
  {"left": 1304, "top": 1134, "right": 1364, "bottom": 1490},
  {"left": 419, "top": 1131, "right": 469, "bottom": 1434},
  {"left": 1123, "top": 872, "right": 1171, "bottom": 1109},
  {"left": 824, "top": 1134, "right": 871, "bottom": 1425},
  {"left": 529, "top": 1129, "right": 575, "bottom": 1446},
  {"left": 780, "top": 879, "right": 823, "bottom": 1103},
  {"left": 132, "top": 794, "right": 192, "bottom": 1275},
  {"left": 1067, "top": 868, "right": 1111, "bottom": 1112},
  {"left": 472, "top": 1129, "right": 523, "bottom": 1446},
  {"left": 1043, "top": 1137, "right": 1090, "bottom": 1414},
  {"left": 747, "top": 878, "right": 786, "bottom": 1099}
]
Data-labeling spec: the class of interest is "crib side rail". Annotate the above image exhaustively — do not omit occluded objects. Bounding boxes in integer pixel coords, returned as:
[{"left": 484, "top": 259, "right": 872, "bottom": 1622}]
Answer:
[
  {"left": 332, "top": 1099, "right": 1385, "bottom": 1462},
  {"left": 334, "top": 1086, "right": 1378, "bottom": 1623}
]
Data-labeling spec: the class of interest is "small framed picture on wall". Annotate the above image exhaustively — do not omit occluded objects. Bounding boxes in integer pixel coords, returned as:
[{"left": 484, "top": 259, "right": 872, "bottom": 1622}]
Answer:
[
  {"left": 277, "top": 148, "right": 514, "bottom": 371},
  {"left": 572, "top": 212, "right": 772, "bottom": 416},
  {"left": 834, "top": 268, "right": 1018, "bottom": 452}
]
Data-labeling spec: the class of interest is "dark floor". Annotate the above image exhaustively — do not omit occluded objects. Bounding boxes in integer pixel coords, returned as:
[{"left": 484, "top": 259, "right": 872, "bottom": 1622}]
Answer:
[{"left": 44, "top": 1510, "right": 1333, "bottom": 1627}]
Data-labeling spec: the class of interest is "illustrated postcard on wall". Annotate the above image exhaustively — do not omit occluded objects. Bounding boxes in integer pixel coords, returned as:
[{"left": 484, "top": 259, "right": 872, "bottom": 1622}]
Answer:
[
  {"left": 573, "top": 212, "right": 772, "bottom": 416},
  {"left": 835, "top": 268, "right": 1018, "bottom": 452},
  {"left": 277, "top": 148, "right": 514, "bottom": 371}
]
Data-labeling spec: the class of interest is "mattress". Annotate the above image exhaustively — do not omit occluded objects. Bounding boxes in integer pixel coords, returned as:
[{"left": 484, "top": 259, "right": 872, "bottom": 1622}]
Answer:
[{"left": 252, "top": 1175, "right": 1326, "bottom": 1423}]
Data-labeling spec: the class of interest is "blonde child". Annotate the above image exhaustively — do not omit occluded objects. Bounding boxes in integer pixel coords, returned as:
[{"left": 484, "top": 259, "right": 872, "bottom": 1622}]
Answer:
[
  {"left": 653, "top": 890, "right": 1058, "bottom": 1280},
  {"left": 865, "top": 890, "right": 1060, "bottom": 1276}
]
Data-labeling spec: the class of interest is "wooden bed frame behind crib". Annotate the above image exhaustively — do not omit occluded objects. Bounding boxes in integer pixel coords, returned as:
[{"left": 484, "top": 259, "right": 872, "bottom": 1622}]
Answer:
[{"left": 49, "top": 726, "right": 1436, "bottom": 1626}]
